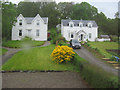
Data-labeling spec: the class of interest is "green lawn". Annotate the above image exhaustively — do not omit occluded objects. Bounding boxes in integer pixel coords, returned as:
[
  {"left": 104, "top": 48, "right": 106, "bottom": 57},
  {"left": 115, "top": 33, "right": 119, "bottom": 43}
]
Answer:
[
  {"left": 88, "top": 42, "right": 118, "bottom": 58},
  {"left": 2, "top": 45, "right": 79, "bottom": 71},
  {"left": 0, "top": 48, "right": 8, "bottom": 55},
  {"left": 2, "top": 40, "right": 45, "bottom": 48}
]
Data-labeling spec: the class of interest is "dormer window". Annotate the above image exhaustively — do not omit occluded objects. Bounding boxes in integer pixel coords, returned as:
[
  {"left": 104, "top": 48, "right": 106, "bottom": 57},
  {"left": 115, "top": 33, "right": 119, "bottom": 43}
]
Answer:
[
  {"left": 80, "top": 24, "right": 83, "bottom": 27},
  {"left": 70, "top": 24, "right": 73, "bottom": 27},
  {"left": 88, "top": 23, "right": 92, "bottom": 28},
  {"left": 19, "top": 20, "right": 22, "bottom": 26}
]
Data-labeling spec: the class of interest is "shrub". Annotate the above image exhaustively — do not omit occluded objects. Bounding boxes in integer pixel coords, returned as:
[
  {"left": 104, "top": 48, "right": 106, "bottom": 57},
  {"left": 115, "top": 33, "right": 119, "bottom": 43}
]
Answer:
[{"left": 51, "top": 46, "right": 75, "bottom": 64}]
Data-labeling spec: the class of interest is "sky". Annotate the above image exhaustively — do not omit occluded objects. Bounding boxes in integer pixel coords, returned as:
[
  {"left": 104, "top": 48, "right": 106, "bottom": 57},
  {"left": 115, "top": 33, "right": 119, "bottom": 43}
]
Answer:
[{"left": 8, "top": 0, "right": 120, "bottom": 19}]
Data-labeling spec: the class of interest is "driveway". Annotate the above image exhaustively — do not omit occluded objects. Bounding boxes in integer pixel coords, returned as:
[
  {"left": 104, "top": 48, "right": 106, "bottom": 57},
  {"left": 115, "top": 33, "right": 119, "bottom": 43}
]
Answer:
[
  {"left": 2, "top": 72, "right": 90, "bottom": 88},
  {"left": 74, "top": 47, "right": 119, "bottom": 76}
]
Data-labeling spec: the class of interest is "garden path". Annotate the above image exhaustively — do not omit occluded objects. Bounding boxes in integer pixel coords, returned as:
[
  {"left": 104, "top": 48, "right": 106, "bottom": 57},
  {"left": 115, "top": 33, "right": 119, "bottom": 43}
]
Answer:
[{"left": 74, "top": 47, "right": 119, "bottom": 76}]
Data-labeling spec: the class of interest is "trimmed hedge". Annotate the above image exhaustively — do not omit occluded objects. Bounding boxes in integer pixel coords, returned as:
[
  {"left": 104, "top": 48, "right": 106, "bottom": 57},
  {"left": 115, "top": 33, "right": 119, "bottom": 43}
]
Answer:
[{"left": 73, "top": 53, "right": 119, "bottom": 88}]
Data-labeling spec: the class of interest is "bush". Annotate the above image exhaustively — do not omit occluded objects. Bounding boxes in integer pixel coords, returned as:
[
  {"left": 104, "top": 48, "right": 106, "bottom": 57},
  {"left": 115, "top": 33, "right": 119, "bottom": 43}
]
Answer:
[{"left": 51, "top": 46, "right": 75, "bottom": 64}]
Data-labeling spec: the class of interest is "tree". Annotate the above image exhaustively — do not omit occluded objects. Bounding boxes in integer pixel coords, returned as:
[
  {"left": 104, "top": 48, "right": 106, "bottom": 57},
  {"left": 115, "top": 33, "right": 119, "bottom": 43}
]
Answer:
[
  {"left": 39, "top": 2, "right": 61, "bottom": 29},
  {"left": 17, "top": 2, "right": 39, "bottom": 17},
  {"left": 2, "top": 2, "right": 17, "bottom": 41},
  {"left": 58, "top": 2, "right": 73, "bottom": 19},
  {"left": 71, "top": 2, "right": 98, "bottom": 20}
]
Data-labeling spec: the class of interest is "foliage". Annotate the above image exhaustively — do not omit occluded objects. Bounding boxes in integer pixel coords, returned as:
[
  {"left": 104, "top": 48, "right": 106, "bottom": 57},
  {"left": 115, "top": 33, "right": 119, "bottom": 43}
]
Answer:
[
  {"left": 73, "top": 53, "right": 119, "bottom": 88},
  {"left": 71, "top": 2, "right": 98, "bottom": 20},
  {"left": 2, "top": 2, "right": 17, "bottom": 41},
  {"left": 2, "top": 45, "right": 78, "bottom": 72},
  {"left": 58, "top": 2, "right": 73, "bottom": 19},
  {"left": 51, "top": 46, "right": 75, "bottom": 64}
]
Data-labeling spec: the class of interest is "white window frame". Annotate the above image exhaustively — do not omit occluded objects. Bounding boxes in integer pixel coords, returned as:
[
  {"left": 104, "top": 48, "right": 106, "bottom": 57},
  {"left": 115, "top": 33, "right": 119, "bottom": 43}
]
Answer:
[
  {"left": 19, "top": 20, "right": 22, "bottom": 26},
  {"left": 70, "top": 33, "right": 74, "bottom": 39},
  {"left": 89, "top": 33, "right": 92, "bottom": 39},
  {"left": 19, "top": 30, "right": 22, "bottom": 36},
  {"left": 36, "top": 30, "right": 40, "bottom": 36}
]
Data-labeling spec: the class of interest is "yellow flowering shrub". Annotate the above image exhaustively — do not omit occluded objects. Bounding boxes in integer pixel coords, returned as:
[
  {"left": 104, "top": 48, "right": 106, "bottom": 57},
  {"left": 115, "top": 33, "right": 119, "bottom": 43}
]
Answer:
[{"left": 51, "top": 46, "right": 75, "bottom": 64}]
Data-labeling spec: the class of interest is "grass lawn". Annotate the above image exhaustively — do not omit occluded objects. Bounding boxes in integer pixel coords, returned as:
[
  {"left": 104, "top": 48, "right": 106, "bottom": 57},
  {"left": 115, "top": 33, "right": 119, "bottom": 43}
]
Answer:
[
  {"left": 2, "top": 40, "right": 45, "bottom": 48},
  {"left": 87, "top": 42, "right": 118, "bottom": 58},
  {"left": 0, "top": 48, "right": 8, "bottom": 55},
  {"left": 2, "top": 45, "right": 79, "bottom": 72}
]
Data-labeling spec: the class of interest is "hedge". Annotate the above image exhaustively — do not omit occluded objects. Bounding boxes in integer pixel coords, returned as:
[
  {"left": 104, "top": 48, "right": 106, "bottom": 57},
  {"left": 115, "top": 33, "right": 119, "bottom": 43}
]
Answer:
[{"left": 73, "top": 53, "right": 119, "bottom": 88}]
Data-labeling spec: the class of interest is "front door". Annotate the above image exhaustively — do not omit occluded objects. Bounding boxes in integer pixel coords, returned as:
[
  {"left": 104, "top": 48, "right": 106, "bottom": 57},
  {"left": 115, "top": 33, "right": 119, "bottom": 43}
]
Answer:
[
  {"left": 28, "top": 29, "right": 31, "bottom": 37},
  {"left": 81, "top": 34, "right": 83, "bottom": 41}
]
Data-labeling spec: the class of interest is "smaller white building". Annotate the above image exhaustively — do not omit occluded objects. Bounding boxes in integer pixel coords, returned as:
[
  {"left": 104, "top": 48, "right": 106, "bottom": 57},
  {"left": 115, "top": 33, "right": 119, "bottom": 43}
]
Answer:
[
  {"left": 61, "top": 19, "right": 98, "bottom": 42},
  {"left": 12, "top": 14, "right": 48, "bottom": 41},
  {"left": 96, "top": 35, "right": 111, "bottom": 42}
]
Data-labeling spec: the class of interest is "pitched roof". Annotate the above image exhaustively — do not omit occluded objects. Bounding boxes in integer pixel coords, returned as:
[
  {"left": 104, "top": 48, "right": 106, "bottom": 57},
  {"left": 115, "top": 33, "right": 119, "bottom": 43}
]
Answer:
[
  {"left": 24, "top": 17, "right": 48, "bottom": 24},
  {"left": 61, "top": 19, "right": 98, "bottom": 27}
]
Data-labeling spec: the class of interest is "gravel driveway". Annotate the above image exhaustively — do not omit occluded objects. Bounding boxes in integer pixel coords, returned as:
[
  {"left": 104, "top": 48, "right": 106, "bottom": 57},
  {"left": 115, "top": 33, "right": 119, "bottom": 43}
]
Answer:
[
  {"left": 74, "top": 47, "right": 119, "bottom": 76},
  {"left": 2, "top": 72, "right": 90, "bottom": 88}
]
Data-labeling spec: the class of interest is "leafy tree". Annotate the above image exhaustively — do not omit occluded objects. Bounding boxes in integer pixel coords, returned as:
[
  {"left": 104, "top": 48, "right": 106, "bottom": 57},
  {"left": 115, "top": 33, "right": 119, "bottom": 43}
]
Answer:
[
  {"left": 39, "top": 2, "right": 61, "bottom": 29},
  {"left": 71, "top": 2, "right": 98, "bottom": 20},
  {"left": 2, "top": 2, "right": 17, "bottom": 41},
  {"left": 58, "top": 2, "right": 73, "bottom": 19},
  {"left": 17, "top": 2, "right": 39, "bottom": 17}
]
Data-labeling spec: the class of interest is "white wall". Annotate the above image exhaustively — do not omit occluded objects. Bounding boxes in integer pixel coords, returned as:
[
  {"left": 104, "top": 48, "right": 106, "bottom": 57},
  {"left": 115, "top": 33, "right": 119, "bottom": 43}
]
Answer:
[
  {"left": 61, "top": 26, "right": 98, "bottom": 41},
  {"left": 12, "top": 14, "right": 48, "bottom": 41}
]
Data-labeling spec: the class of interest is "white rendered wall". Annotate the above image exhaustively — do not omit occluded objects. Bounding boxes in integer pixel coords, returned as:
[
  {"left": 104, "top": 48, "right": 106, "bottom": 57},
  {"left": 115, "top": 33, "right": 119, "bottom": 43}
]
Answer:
[
  {"left": 61, "top": 26, "right": 98, "bottom": 41},
  {"left": 12, "top": 15, "right": 48, "bottom": 41}
]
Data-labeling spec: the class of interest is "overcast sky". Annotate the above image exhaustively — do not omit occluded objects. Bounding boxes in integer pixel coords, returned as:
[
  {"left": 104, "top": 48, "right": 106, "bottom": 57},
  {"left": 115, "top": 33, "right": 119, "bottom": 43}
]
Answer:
[{"left": 9, "top": 0, "right": 120, "bottom": 18}]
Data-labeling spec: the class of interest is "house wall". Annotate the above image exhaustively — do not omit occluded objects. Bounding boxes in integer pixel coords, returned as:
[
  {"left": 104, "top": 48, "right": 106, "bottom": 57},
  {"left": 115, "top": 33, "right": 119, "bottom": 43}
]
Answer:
[
  {"left": 61, "top": 26, "right": 98, "bottom": 41},
  {"left": 12, "top": 15, "right": 48, "bottom": 41}
]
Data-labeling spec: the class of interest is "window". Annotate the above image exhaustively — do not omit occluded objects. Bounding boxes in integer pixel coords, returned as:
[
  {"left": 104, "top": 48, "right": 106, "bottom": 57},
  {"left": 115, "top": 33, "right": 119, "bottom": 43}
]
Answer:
[
  {"left": 19, "top": 20, "right": 22, "bottom": 26},
  {"left": 89, "top": 24, "right": 92, "bottom": 28},
  {"left": 71, "top": 33, "right": 74, "bottom": 38},
  {"left": 70, "top": 24, "right": 73, "bottom": 27},
  {"left": 77, "top": 24, "right": 79, "bottom": 26},
  {"left": 37, "top": 23, "right": 39, "bottom": 25},
  {"left": 36, "top": 30, "right": 39, "bottom": 36},
  {"left": 19, "top": 30, "right": 22, "bottom": 36},
  {"left": 89, "top": 33, "right": 92, "bottom": 39},
  {"left": 67, "top": 24, "right": 69, "bottom": 26},
  {"left": 80, "top": 24, "right": 83, "bottom": 27}
]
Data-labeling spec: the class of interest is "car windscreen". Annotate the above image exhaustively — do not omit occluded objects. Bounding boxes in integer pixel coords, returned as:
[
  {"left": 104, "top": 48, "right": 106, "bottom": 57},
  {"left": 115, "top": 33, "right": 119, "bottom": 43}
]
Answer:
[{"left": 72, "top": 40, "right": 79, "bottom": 43}]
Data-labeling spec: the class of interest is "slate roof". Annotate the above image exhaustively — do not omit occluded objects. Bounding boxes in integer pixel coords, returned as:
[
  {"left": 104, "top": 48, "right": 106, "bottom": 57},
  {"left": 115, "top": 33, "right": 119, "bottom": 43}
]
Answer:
[
  {"left": 61, "top": 19, "right": 98, "bottom": 27},
  {"left": 24, "top": 17, "right": 48, "bottom": 24}
]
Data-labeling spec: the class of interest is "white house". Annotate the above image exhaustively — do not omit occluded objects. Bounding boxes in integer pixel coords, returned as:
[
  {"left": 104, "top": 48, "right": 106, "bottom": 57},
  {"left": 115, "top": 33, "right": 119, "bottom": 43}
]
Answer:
[
  {"left": 12, "top": 14, "right": 48, "bottom": 41},
  {"left": 61, "top": 19, "right": 98, "bottom": 42}
]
